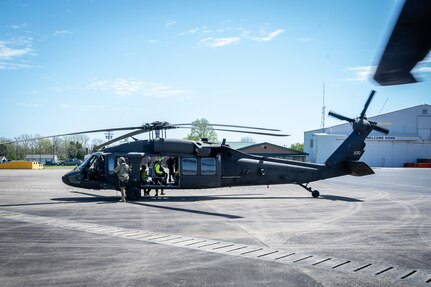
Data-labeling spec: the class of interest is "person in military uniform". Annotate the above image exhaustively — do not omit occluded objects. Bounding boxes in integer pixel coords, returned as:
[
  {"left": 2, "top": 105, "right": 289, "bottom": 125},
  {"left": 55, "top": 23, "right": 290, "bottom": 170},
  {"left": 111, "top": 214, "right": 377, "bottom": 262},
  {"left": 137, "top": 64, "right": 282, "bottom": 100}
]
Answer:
[{"left": 114, "top": 157, "right": 131, "bottom": 202}]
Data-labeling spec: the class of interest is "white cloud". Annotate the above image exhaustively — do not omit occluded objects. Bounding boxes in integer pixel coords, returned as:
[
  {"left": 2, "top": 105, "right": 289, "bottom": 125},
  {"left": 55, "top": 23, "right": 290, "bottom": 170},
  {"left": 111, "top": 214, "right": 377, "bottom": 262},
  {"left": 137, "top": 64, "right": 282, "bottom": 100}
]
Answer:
[
  {"left": 90, "top": 79, "right": 144, "bottom": 97},
  {"left": 202, "top": 26, "right": 212, "bottom": 34},
  {"left": 199, "top": 37, "right": 240, "bottom": 47},
  {"left": 0, "top": 37, "right": 33, "bottom": 69},
  {"left": 253, "top": 29, "right": 284, "bottom": 42},
  {"left": 416, "top": 67, "right": 431, "bottom": 73},
  {"left": 0, "top": 41, "right": 33, "bottom": 59},
  {"left": 343, "top": 66, "right": 376, "bottom": 82},
  {"left": 165, "top": 21, "right": 176, "bottom": 28},
  {"left": 89, "top": 79, "right": 190, "bottom": 97},
  {"left": 178, "top": 27, "right": 200, "bottom": 36},
  {"left": 0, "top": 62, "right": 32, "bottom": 69},
  {"left": 178, "top": 24, "right": 285, "bottom": 47},
  {"left": 421, "top": 56, "right": 431, "bottom": 63},
  {"left": 7, "top": 23, "right": 29, "bottom": 29},
  {"left": 52, "top": 30, "right": 74, "bottom": 37}
]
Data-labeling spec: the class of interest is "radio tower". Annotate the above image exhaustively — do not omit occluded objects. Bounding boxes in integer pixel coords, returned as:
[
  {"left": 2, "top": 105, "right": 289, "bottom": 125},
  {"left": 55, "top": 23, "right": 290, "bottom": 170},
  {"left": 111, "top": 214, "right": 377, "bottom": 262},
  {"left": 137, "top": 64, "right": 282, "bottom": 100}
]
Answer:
[{"left": 320, "top": 83, "right": 326, "bottom": 133}]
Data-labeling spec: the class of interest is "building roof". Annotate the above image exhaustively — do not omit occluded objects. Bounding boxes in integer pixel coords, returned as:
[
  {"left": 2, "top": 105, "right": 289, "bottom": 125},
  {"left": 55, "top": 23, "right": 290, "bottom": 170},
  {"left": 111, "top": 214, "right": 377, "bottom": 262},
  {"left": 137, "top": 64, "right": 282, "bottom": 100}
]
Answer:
[{"left": 226, "top": 142, "right": 255, "bottom": 150}]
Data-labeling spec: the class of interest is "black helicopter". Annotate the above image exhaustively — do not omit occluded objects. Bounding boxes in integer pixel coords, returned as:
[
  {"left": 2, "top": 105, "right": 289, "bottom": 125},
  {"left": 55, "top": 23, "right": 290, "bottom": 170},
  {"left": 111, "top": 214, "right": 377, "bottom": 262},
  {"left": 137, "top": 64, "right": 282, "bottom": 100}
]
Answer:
[{"left": 2, "top": 91, "right": 389, "bottom": 201}]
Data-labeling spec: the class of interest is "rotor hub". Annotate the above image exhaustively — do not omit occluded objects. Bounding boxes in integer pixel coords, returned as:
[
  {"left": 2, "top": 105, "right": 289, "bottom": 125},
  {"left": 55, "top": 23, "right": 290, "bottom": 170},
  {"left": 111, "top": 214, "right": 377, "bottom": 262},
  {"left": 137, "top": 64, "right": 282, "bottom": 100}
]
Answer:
[{"left": 353, "top": 118, "right": 371, "bottom": 134}]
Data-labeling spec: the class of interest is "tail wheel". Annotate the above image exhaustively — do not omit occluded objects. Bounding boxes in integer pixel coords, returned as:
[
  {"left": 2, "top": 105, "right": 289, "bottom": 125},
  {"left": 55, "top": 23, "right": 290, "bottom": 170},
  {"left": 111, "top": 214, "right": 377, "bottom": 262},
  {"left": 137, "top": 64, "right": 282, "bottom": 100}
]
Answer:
[{"left": 312, "top": 190, "right": 320, "bottom": 198}]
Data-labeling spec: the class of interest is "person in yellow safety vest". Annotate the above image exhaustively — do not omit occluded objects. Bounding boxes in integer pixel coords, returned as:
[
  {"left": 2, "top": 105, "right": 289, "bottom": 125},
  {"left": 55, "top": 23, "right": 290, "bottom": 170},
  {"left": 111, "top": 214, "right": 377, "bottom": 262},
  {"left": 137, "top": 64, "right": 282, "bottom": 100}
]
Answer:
[{"left": 153, "top": 158, "right": 167, "bottom": 196}]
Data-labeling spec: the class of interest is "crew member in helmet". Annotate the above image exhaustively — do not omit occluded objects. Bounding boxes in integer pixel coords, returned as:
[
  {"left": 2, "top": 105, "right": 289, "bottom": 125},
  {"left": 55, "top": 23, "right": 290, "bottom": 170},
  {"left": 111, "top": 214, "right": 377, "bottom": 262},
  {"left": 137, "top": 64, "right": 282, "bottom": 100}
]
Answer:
[{"left": 114, "top": 157, "right": 131, "bottom": 202}]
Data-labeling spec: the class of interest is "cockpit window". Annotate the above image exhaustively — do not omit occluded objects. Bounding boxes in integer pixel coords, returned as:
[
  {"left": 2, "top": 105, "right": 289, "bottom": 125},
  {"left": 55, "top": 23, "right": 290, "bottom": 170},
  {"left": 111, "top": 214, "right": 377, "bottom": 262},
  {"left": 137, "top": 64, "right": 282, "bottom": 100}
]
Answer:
[{"left": 79, "top": 155, "right": 95, "bottom": 170}]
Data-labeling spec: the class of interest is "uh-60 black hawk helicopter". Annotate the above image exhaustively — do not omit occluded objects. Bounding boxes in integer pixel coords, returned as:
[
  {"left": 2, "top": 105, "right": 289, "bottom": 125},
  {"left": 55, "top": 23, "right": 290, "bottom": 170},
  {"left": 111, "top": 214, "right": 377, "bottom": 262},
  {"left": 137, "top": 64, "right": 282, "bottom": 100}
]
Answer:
[{"left": 3, "top": 90, "right": 389, "bottom": 201}]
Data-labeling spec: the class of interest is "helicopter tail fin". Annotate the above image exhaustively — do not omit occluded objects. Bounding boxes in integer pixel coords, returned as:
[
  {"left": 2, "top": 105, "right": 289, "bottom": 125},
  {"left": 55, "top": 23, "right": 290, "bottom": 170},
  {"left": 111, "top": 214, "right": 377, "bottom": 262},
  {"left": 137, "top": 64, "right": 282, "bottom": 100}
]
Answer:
[
  {"left": 324, "top": 90, "right": 389, "bottom": 175},
  {"left": 324, "top": 131, "right": 367, "bottom": 167},
  {"left": 322, "top": 131, "right": 374, "bottom": 178}
]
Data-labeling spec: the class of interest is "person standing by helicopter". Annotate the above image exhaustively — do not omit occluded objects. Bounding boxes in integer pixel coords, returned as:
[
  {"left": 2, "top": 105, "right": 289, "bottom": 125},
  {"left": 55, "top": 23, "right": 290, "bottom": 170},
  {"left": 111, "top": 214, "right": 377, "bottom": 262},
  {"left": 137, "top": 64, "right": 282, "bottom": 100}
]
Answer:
[
  {"left": 166, "top": 156, "right": 175, "bottom": 183},
  {"left": 114, "top": 157, "right": 131, "bottom": 202},
  {"left": 153, "top": 157, "right": 167, "bottom": 196},
  {"left": 140, "top": 163, "right": 151, "bottom": 197}
]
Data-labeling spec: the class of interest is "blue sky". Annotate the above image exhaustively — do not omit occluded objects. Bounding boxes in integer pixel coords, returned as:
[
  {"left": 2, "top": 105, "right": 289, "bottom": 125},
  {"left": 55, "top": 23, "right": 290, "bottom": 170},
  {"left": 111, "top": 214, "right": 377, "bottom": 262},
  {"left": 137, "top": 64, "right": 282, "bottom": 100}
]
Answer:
[{"left": 1, "top": 0, "right": 430, "bottom": 146}]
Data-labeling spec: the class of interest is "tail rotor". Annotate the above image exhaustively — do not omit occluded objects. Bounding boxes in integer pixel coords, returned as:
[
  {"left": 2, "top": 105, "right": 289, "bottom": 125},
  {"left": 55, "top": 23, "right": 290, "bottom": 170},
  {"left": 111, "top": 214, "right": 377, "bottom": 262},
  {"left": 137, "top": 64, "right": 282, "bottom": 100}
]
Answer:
[{"left": 328, "top": 90, "right": 389, "bottom": 135}]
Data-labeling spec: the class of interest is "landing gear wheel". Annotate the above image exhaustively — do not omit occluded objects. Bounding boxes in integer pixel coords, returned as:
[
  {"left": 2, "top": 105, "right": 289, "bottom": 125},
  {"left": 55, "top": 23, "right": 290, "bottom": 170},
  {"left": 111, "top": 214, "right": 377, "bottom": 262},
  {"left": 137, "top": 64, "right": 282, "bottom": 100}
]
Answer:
[
  {"left": 312, "top": 190, "right": 320, "bottom": 198},
  {"left": 126, "top": 186, "right": 141, "bottom": 201}
]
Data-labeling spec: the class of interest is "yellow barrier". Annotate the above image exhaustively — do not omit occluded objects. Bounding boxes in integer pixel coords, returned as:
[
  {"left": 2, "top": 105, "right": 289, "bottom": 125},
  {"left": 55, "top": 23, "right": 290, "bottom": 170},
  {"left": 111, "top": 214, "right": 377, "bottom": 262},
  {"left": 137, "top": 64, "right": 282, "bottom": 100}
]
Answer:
[{"left": 0, "top": 161, "right": 44, "bottom": 170}]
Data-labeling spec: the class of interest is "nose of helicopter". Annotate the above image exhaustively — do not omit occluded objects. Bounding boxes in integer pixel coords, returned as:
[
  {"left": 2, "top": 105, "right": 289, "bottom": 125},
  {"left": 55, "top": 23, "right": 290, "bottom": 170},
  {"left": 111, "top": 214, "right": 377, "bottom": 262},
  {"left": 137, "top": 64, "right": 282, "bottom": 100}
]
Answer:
[
  {"left": 62, "top": 169, "right": 82, "bottom": 187},
  {"left": 61, "top": 174, "right": 69, "bottom": 185}
]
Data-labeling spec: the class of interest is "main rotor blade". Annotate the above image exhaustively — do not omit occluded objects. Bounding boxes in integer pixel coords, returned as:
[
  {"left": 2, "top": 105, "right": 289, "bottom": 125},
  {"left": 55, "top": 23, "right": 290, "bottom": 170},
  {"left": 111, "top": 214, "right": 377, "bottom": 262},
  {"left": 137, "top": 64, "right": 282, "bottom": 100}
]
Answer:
[
  {"left": 173, "top": 123, "right": 281, "bottom": 131},
  {"left": 373, "top": 125, "right": 390, "bottom": 135},
  {"left": 1, "top": 126, "right": 144, "bottom": 144},
  {"left": 360, "top": 90, "right": 376, "bottom": 118},
  {"left": 175, "top": 127, "right": 288, "bottom": 137},
  {"left": 212, "top": 128, "right": 288, "bottom": 137},
  {"left": 328, "top": 111, "right": 355, "bottom": 123}
]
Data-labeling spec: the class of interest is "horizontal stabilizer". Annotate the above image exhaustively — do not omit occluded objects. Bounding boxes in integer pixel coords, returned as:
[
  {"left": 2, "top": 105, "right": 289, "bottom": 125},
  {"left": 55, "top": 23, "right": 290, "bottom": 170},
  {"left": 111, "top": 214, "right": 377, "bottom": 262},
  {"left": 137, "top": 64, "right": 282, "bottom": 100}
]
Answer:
[{"left": 345, "top": 161, "right": 374, "bottom": 177}]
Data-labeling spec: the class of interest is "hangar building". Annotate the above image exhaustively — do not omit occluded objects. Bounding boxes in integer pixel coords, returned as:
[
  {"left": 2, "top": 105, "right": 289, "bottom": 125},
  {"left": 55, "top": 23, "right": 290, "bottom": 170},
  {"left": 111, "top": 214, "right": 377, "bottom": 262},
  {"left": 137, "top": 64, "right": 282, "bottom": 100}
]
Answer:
[{"left": 304, "top": 104, "right": 431, "bottom": 167}]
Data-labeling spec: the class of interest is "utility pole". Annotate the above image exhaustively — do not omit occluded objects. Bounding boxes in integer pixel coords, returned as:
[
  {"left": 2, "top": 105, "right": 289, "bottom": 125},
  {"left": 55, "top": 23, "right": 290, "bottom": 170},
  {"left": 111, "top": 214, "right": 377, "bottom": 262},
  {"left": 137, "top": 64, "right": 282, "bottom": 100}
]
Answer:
[
  {"left": 105, "top": 131, "right": 113, "bottom": 140},
  {"left": 320, "top": 83, "right": 326, "bottom": 133}
]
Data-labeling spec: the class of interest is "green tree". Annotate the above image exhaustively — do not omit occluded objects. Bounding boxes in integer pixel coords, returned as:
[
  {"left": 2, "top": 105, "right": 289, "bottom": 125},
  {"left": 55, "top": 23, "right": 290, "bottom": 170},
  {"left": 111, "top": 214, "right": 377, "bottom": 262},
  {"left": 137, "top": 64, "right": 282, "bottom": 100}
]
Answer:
[
  {"left": 36, "top": 138, "right": 53, "bottom": 155},
  {"left": 67, "top": 141, "right": 85, "bottom": 159},
  {"left": 186, "top": 118, "right": 218, "bottom": 142},
  {"left": 290, "top": 142, "right": 304, "bottom": 152},
  {"left": 0, "top": 143, "right": 7, "bottom": 156}
]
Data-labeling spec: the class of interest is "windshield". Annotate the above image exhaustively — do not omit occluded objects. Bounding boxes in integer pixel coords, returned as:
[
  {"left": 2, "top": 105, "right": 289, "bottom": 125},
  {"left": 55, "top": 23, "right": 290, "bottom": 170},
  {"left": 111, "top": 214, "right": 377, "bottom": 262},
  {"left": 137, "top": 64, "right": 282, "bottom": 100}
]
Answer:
[{"left": 79, "top": 154, "right": 96, "bottom": 170}]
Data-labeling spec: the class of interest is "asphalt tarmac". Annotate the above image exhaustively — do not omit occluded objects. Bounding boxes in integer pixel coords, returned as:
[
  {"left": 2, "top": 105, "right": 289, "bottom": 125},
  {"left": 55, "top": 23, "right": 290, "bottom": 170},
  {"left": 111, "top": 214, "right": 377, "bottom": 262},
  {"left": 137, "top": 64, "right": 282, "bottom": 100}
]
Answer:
[{"left": 0, "top": 168, "right": 430, "bottom": 286}]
